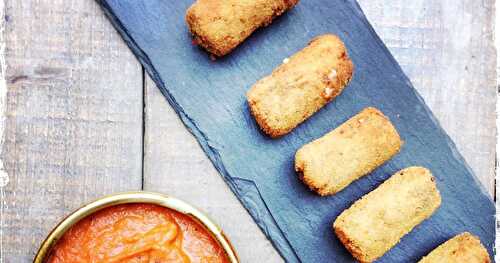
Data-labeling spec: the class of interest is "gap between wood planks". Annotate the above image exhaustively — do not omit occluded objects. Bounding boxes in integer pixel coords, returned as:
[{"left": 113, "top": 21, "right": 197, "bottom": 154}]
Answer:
[{"left": 141, "top": 67, "right": 146, "bottom": 190}]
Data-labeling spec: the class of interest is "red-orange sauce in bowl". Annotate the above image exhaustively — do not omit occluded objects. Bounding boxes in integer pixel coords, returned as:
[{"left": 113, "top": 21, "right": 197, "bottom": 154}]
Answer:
[{"left": 47, "top": 203, "right": 230, "bottom": 263}]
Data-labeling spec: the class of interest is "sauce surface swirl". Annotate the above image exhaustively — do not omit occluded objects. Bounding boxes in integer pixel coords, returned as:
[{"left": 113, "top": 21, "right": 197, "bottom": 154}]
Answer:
[{"left": 48, "top": 203, "right": 230, "bottom": 263}]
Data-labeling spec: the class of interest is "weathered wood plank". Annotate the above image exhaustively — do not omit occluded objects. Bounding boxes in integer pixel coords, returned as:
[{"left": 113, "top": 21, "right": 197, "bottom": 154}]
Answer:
[
  {"left": 358, "top": 0, "right": 496, "bottom": 196},
  {"left": 0, "top": 0, "right": 143, "bottom": 261},
  {"left": 143, "top": 75, "right": 283, "bottom": 262}
]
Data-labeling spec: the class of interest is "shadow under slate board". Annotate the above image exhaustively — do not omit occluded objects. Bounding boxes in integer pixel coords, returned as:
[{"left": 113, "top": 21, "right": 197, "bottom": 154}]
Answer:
[{"left": 97, "top": 0, "right": 494, "bottom": 262}]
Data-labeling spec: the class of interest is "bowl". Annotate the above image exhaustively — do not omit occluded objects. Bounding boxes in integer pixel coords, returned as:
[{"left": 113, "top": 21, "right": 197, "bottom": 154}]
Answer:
[{"left": 34, "top": 191, "right": 239, "bottom": 263}]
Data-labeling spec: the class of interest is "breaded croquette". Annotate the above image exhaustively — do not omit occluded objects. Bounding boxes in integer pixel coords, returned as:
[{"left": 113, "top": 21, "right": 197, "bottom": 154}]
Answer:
[
  {"left": 186, "top": 0, "right": 299, "bottom": 56},
  {"left": 419, "top": 232, "right": 490, "bottom": 263},
  {"left": 247, "top": 34, "right": 353, "bottom": 137},
  {"left": 333, "top": 167, "right": 441, "bottom": 263},
  {"left": 295, "top": 107, "right": 401, "bottom": 196}
]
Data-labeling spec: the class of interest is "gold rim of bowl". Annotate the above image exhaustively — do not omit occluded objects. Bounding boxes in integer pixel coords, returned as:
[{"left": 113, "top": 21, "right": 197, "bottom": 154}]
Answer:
[{"left": 33, "top": 191, "right": 239, "bottom": 263}]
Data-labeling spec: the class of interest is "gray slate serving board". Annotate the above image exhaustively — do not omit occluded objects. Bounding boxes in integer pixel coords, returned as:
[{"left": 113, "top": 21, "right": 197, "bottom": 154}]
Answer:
[{"left": 97, "top": 1, "right": 495, "bottom": 262}]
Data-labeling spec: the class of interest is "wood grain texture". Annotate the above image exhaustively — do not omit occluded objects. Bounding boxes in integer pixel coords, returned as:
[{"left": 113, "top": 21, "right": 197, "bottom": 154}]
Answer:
[
  {"left": 358, "top": 0, "right": 496, "bottom": 196},
  {"left": 143, "top": 75, "right": 283, "bottom": 262},
  {"left": 0, "top": 0, "right": 143, "bottom": 261}
]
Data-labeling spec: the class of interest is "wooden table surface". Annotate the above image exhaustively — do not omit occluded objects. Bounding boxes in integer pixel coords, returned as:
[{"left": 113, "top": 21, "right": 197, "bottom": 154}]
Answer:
[{"left": 0, "top": 0, "right": 495, "bottom": 262}]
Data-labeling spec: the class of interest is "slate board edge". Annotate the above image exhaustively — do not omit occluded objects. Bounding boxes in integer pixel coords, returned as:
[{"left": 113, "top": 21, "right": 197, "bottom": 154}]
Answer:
[{"left": 96, "top": 0, "right": 494, "bottom": 261}]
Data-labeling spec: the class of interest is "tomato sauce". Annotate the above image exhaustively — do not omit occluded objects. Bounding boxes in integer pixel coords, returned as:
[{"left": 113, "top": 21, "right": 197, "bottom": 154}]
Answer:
[{"left": 47, "top": 204, "right": 230, "bottom": 263}]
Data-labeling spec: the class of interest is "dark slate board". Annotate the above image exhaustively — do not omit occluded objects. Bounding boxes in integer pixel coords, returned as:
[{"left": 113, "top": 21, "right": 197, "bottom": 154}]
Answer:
[{"left": 97, "top": 1, "right": 495, "bottom": 262}]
